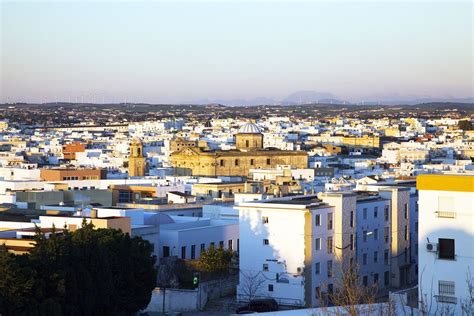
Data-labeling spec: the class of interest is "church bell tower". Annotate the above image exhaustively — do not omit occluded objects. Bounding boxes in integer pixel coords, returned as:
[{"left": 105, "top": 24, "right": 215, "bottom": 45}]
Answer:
[{"left": 128, "top": 138, "right": 145, "bottom": 177}]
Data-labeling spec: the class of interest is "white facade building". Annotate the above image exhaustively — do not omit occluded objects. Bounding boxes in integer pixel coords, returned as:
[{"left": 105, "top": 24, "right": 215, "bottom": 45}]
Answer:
[
  {"left": 237, "top": 187, "right": 417, "bottom": 308},
  {"left": 417, "top": 174, "right": 474, "bottom": 315}
]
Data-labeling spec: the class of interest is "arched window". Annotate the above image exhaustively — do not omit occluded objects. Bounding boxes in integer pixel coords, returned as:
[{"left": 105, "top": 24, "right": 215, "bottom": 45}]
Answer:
[
  {"left": 137, "top": 147, "right": 141, "bottom": 156},
  {"left": 250, "top": 159, "right": 254, "bottom": 166},
  {"left": 235, "top": 159, "right": 239, "bottom": 166}
]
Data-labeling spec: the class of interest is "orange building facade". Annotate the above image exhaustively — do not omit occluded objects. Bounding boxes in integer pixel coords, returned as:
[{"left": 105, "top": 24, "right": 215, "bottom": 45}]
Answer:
[
  {"left": 40, "top": 168, "right": 105, "bottom": 181},
  {"left": 62, "top": 142, "right": 86, "bottom": 160}
]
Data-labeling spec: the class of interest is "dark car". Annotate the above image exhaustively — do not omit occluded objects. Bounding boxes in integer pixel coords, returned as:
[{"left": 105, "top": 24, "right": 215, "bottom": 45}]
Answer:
[{"left": 236, "top": 298, "right": 279, "bottom": 314}]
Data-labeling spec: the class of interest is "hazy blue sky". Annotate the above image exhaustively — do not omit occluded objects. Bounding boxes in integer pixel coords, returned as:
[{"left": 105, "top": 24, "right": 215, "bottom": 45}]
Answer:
[{"left": 1, "top": 1, "right": 472, "bottom": 103}]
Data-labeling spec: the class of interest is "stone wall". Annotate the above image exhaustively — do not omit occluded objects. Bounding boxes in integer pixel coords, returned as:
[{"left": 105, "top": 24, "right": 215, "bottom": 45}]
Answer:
[{"left": 144, "top": 275, "right": 238, "bottom": 313}]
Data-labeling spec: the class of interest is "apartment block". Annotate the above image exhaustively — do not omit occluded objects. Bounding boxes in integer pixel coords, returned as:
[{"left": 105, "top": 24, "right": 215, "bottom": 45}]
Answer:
[{"left": 417, "top": 174, "right": 474, "bottom": 315}]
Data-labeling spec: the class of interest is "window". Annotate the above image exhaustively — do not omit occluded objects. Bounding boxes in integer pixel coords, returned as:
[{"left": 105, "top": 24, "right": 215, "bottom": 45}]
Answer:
[
  {"left": 363, "top": 253, "right": 368, "bottom": 265},
  {"left": 363, "top": 276, "right": 368, "bottom": 286},
  {"left": 404, "top": 204, "right": 408, "bottom": 219},
  {"left": 363, "top": 208, "right": 368, "bottom": 220},
  {"left": 245, "top": 140, "right": 249, "bottom": 148},
  {"left": 250, "top": 159, "right": 255, "bottom": 166},
  {"left": 266, "top": 158, "right": 271, "bottom": 165},
  {"left": 384, "top": 271, "right": 390, "bottom": 286},
  {"left": 438, "top": 238, "right": 455, "bottom": 260},
  {"left": 327, "top": 260, "right": 333, "bottom": 277},
  {"left": 374, "top": 273, "right": 379, "bottom": 284},
  {"left": 350, "top": 234, "right": 354, "bottom": 251},
  {"left": 315, "top": 287, "right": 321, "bottom": 299},
  {"left": 210, "top": 242, "right": 215, "bottom": 248},
  {"left": 404, "top": 226, "right": 408, "bottom": 241},
  {"left": 350, "top": 211, "right": 354, "bottom": 227},
  {"left": 374, "top": 228, "right": 378, "bottom": 240},
  {"left": 235, "top": 159, "right": 239, "bottom": 166},
  {"left": 315, "top": 262, "right": 320, "bottom": 274},
  {"left": 315, "top": 238, "right": 321, "bottom": 251},
  {"left": 220, "top": 159, "right": 225, "bottom": 167},
  {"left": 268, "top": 284, "right": 274, "bottom": 292},
  {"left": 237, "top": 239, "right": 239, "bottom": 252},
  {"left": 439, "top": 280, "right": 455, "bottom": 296},
  {"left": 384, "top": 206, "right": 389, "bottom": 221},
  {"left": 119, "top": 191, "right": 133, "bottom": 203},
  {"left": 315, "top": 214, "right": 321, "bottom": 226},
  {"left": 374, "top": 207, "right": 378, "bottom": 218},
  {"left": 219, "top": 241, "right": 224, "bottom": 248},
  {"left": 263, "top": 239, "right": 269, "bottom": 245},
  {"left": 437, "top": 281, "right": 457, "bottom": 304},
  {"left": 327, "top": 213, "right": 333, "bottom": 230},
  {"left": 363, "top": 230, "right": 368, "bottom": 242},
  {"left": 404, "top": 247, "right": 408, "bottom": 263},
  {"left": 200, "top": 243, "right": 205, "bottom": 254},
  {"left": 327, "top": 236, "right": 333, "bottom": 254},
  {"left": 228, "top": 240, "right": 233, "bottom": 251},
  {"left": 181, "top": 246, "right": 186, "bottom": 259},
  {"left": 384, "top": 227, "right": 389, "bottom": 243},
  {"left": 163, "top": 246, "right": 170, "bottom": 257},
  {"left": 263, "top": 264, "right": 269, "bottom": 271},
  {"left": 327, "top": 283, "right": 333, "bottom": 294},
  {"left": 437, "top": 196, "right": 456, "bottom": 218},
  {"left": 191, "top": 245, "right": 196, "bottom": 259},
  {"left": 262, "top": 216, "right": 269, "bottom": 224},
  {"left": 374, "top": 251, "right": 378, "bottom": 263},
  {"left": 384, "top": 250, "right": 389, "bottom": 265}
]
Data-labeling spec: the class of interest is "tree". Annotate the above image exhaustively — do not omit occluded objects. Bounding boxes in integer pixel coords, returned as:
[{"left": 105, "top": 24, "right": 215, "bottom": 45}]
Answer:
[
  {"left": 316, "top": 258, "right": 378, "bottom": 316},
  {"left": 330, "top": 260, "right": 377, "bottom": 315},
  {"left": 238, "top": 270, "right": 266, "bottom": 301},
  {"left": 198, "top": 246, "right": 233, "bottom": 273},
  {"left": 461, "top": 268, "right": 474, "bottom": 316},
  {"left": 0, "top": 221, "right": 157, "bottom": 316},
  {"left": 458, "top": 120, "right": 474, "bottom": 131},
  {"left": 0, "top": 246, "right": 36, "bottom": 315}
]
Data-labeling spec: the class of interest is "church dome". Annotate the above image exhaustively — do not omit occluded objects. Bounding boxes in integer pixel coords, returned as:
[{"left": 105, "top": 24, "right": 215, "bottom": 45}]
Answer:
[{"left": 238, "top": 122, "right": 261, "bottom": 134}]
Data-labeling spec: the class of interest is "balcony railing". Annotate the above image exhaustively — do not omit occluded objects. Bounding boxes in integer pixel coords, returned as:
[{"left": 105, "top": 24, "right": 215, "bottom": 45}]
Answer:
[
  {"left": 435, "top": 295, "right": 457, "bottom": 304},
  {"left": 436, "top": 211, "right": 456, "bottom": 219}
]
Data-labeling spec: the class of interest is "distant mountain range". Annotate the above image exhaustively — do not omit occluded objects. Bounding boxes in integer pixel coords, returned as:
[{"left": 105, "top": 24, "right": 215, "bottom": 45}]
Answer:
[{"left": 191, "top": 90, "right": 473, "bottom": 106}]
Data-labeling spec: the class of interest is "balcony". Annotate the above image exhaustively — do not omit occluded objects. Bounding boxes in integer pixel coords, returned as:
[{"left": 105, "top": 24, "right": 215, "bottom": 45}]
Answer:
[
  {"left": 435, "top": 295, "right": 457, "bottom": 304},
  {"left": 436, "top": 211, "right": 456, "bottom": 219}
]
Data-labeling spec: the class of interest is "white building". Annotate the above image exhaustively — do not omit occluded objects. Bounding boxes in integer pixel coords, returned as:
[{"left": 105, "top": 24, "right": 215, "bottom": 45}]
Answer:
[
  {"left": 237, "top": 187, "right": 417, "bottom": 308},
  {"left": 158, "top": 216, "right": 238, "bottom": 260},
  {"left": 417, "top": 174, "right": 474, "bottom": 315}
]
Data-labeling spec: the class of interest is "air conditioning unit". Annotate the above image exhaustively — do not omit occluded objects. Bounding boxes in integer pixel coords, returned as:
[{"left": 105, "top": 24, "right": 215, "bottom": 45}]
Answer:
[{"left": 426, "top": 242, "right": 438, "bottom": 252}]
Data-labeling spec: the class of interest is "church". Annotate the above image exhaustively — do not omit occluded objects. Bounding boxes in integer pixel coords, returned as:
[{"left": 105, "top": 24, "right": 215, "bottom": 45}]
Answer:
[
  {"left": 128, "top": 138, "right": 146, "bottom": 177},
  {"left": 170, "top": 123, "right": 308, "bottom": 177}
]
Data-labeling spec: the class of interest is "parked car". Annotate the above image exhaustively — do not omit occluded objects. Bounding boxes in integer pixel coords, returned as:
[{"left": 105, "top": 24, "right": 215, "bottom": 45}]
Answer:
[{"left": 236, "top": 298, "right": 279, "bottom": 313}]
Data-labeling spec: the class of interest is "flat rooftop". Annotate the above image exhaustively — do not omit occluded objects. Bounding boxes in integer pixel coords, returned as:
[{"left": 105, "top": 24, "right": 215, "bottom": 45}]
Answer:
[{"left": 265, "top": 196, "right": 322, "bottom": 206}]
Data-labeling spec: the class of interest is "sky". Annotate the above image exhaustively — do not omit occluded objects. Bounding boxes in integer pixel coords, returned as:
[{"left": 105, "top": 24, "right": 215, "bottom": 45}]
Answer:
[{"left": 1, "top": 1, "right": 472, "bottom": 104}]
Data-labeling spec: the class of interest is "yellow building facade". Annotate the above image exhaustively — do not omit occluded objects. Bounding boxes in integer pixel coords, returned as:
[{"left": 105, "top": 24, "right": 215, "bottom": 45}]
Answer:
[
  {"left": 170, "top": 123, "right": 308, "bottom": 177},
  {"left": 128, "top": 138, "right": 146, "bottom": 177}
]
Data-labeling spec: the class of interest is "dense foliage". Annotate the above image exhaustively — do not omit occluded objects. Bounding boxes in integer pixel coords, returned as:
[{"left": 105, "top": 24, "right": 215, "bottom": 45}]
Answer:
[
  {"left": 0, "top": 221, "right": 157, "bottom": 316},
  {"left": 458, "top": 120, "right": 474, "bottom": 131},
  {"left": 198, "top": 246, "right": 233, "bottom": 273}
]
